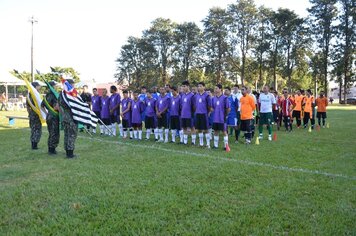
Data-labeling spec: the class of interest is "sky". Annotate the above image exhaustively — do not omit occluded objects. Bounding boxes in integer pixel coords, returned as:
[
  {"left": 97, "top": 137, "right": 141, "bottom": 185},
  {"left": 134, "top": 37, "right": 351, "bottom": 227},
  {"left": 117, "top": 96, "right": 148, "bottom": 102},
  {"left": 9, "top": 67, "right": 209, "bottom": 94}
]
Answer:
[{"left": 0, "top": 0, "right": 311, "bottom": 83}]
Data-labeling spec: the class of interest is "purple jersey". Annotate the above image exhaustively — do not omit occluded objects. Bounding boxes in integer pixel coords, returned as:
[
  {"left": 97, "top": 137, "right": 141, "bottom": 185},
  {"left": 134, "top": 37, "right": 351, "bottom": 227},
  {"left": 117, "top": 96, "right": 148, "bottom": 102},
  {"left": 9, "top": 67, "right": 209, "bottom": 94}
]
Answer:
[
  {"left": 100, "top": 96, "right": 110, "bottom": 119},
  {"left": 170, "top": 95, "right": 181, "bottom": 116},
  {"left": 109, "top": 93, "right": 121, "bottom": 116},
  {"left": 121, "top": 97, "right": 132, "bottom": 121},
  {"left": 181, "top": 92, "right": 194, "bottom": 119},
  {"left": 91, "top": 95, "right": 101, "bottom": 112},
  {"left": 194, "top": 92, "right": 211, "bottom": 114},
  {"left": 145, "top": 98, "right": 156, "bottom": 117},
  {"left": 212, "top": 95, "right": 230, "bottom": 123},
  {"left": 157, "top": 94, "right": 170, "bottom": 113},
  {"left": 131, "top": 99, "right": 145, "bottom": 124}
]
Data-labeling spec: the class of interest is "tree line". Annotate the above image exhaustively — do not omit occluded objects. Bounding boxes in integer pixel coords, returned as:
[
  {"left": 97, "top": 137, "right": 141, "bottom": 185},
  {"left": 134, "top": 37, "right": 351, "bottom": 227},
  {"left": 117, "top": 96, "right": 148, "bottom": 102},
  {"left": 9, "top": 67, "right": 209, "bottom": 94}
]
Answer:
[{"left": 115, "top": 0, "right": 355, "bottom": 100}]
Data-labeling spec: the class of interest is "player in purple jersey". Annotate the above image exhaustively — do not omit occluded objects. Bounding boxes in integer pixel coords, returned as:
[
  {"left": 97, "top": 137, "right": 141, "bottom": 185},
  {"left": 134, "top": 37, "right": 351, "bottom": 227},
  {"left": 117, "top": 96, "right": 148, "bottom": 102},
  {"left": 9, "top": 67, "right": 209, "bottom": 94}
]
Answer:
[
  {"left": 194, "top": 82, "right": 212, "bottom": 148},
  {"left": 131, "top": 91, "right": 145, "bottom": 140},
  {"left": 169, "top": 86, "right": 181, "bottom": 143},
  {"left": 100, "top": 89, "right": 110, "bottom": 135},
  {"left": 91, "top": 88, "right": 101, "bottom": 134},
  {"left": 180, "top": 81, "right": 195, "bottom": 145},
  {"left": 121, "top": 90, "right": 132, "bottom": 139},
  {"left": 144, "top": 90, "right": 157, "bottom": 140},
  {"left": 109, "top": 85, "right": 121, "bottom": 136},
  {"left": 211, "top": 84, "right": 231, "bottom": 150},
  {"left": 156, "top": 87, "right": 170, "bottom": 142}
]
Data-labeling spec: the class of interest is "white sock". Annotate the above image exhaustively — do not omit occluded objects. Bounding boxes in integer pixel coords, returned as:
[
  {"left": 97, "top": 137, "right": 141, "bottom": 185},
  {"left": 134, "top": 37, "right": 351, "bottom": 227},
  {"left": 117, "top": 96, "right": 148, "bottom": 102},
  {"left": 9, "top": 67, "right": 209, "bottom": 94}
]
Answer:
[
  {"left": 171, "top": 129, "right": 176, "bottom": 143},
  {"left": 214, "top": 135, "right": 219, "bottom": 148},
  {"left": 154, "top": 128, "right": 159, "bottom": 140},
  {"left": 119, "top": 124, "right": 123, "bottom": 137},
  {"left": 129, "top": 130, "right": 133, "bottom": 139},
  {"left": 199, "top": 133, "right": 204, "bottom": 146},
  {"left": 92, "top": 127, "right": 96, "bottom": 134},
  {"left": 138, "top": 130, "right": 142, "bottom": 140},
  {"left": 179, "top": 130, "right": 184, "bottom": 143},
  {"left": 146, "top": 129, "right": 151, "bottom": 139},
  {"left": 164, "top": 129, "right": 169, "bottom": 142},
  {"left": 100, "top": 125, "right": 104, "bottom": 134},
  {"left": 123, "top": 130, "right": 127, "bottom": 138},
  {"left": 192, "top": 134, "right": 196, "bottom": 144},
  {"left": 134, "top": 130, "right": 138, "bottom": 139},
  {"left": 159, "top": 129, "right": 164, "bottom": 140},
  {"left": 183, "top": 134, "right": 188, "bottom": 144},
  {"left": 205, "top": 133, "right": 211, "bottom": 147},
  {"left": 223, "top": 135, "right": 228, "bottom": 146}
]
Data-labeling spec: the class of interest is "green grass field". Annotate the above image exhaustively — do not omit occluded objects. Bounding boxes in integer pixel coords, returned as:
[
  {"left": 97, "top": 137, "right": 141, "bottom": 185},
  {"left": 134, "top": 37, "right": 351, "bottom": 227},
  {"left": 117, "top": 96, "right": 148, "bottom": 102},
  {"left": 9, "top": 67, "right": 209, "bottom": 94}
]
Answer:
[{"left": 0, "top": 106, "right": 355, "bottom": 235}]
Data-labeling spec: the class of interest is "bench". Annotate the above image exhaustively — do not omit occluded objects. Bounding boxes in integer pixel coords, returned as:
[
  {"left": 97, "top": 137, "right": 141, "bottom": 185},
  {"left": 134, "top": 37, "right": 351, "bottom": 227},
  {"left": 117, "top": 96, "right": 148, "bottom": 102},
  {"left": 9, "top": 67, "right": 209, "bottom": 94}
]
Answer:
[{"left": 5, "top": 116, "right": 29, "bottom": 125}]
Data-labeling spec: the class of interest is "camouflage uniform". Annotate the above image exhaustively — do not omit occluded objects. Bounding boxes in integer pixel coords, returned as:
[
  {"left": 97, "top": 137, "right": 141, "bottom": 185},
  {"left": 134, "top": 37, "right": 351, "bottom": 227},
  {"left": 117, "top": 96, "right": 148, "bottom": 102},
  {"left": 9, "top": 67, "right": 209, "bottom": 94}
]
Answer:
[
  {"left": 44, "top": 92, "right": 60, "bottom": 152},
  {"left": 58, "top": 92, "right": 77, "bottom": 157},
  {"left": 27, "top": 95, "right": 42, "bottom": 149}
]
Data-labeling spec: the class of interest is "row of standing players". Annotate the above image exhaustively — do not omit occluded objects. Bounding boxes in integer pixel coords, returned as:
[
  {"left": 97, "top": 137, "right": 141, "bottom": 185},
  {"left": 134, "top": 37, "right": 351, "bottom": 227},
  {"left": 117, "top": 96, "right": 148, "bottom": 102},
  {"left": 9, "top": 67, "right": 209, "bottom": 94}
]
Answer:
[{"left": 85, "top": 82, "right": 328, "bottom": 150}]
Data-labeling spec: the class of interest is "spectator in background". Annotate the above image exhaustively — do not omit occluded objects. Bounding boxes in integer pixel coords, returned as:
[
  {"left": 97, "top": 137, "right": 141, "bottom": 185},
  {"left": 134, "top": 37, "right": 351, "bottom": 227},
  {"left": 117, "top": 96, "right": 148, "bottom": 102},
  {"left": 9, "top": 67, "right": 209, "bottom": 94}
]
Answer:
[{"left": 0, "top": 92, "right": 8, "bottom": 111}]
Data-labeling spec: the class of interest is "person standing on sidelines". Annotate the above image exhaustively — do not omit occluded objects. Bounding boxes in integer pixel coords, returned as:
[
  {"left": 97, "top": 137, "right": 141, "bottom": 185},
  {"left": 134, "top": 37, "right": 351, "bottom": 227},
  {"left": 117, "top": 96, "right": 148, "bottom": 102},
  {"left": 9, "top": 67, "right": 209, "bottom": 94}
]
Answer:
[
  {"left": 58, "top": 79, "right": 78, "bottom": 158},
  {"left": 224, "top": 87, "right": 239, "bottom": 144},
  {"left": 180, "top": 81, "right": 195, "bottom": 145},
  {"left": 293, "top": 89, "right": 304, "bottom": 128},
  {"left": 303, "top": 89, "right": 315, "bottom": 129},
  {"left": 42, "top": 81, "right": 60, "bottom": 155},
  {"left": 169, "top": 86, "right": 181, "bottom": 143},
  {"left": 280, "top": 89, "right": 295, "bottom": 132},
  {"left": 121, "top": 90, "right": 132, "bottom": 139},
  {"left": 194, "top": 82, "right": 212, "bottom": 148},
  {"left": 109, "top": 85, "right": 121, "bottom": 136},
  {"left": 27, "top": 82, "right": 42, "bottom": 150},
  {"left": 91, "top": 88, "right": 101, "bottom": 134},
  {"left": 211, "top": 84, "right": 230, "bottom": 150},
  {"left": 240, "top": 86, "right": 256, "bottom": 144},
  {"left": 156, "top": 87, "right": 170, "bottom": 142},
  {"left": 131, "top": 91, "right": 145, "bottom": 140},
  {"left": 315, "top": 91, "right": 328, "bottom": 128},
  {"left": 144, "top": 90, "right": 158, "bottom": 140},
  {"left": 258, "top": 86, "right": 276, "bottom": 141},
  {"left": 99, "top": 89, "right": 110, "bottom": 135}
]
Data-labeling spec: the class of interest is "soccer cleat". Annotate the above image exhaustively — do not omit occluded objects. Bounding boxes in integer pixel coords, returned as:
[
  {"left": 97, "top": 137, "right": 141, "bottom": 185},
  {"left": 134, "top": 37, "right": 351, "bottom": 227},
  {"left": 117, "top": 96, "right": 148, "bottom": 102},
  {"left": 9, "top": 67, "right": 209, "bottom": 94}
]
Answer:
[
  {"left": 206, "top": 145, "right": 211, "bottom": 149},
  {"left": 258, "top": 134, "right": 263, "bottom": 140},
  {"left": 234, "top": 140, "right": 239, "bottom": 144},
  {"left": 246, "top": 140, "right": 251, "bottom": 145}
]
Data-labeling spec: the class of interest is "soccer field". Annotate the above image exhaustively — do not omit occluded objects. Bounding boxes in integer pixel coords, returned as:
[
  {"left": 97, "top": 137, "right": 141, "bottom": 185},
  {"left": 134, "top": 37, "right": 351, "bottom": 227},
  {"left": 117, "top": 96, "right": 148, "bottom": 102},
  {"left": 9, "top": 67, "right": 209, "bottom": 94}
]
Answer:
[{"left": 0, "top": 106, "right": 355, "bottom": 235}]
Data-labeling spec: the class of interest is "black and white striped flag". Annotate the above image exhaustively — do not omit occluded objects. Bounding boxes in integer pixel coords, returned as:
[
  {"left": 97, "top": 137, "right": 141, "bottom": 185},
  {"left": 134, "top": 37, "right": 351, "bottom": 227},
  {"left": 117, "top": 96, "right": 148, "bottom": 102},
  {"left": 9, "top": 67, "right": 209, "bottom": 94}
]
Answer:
[{"left": 61, "top": 91, "right": 98, "bottom": 128}]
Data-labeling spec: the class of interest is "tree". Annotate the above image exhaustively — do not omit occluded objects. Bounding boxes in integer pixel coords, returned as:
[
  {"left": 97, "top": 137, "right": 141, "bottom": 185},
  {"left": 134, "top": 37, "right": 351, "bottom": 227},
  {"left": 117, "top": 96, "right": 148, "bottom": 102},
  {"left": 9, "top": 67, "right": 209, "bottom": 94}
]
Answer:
[
  {"left": 253, "top": 6, "right": 273, "bottom": 88},
  {"left": 227, "top": 0, "right": 258, "bottom": 85},
  {"left": 115, "top": 36, "right": 159, "bottom": 88},
  {"left": 144, "top": 18, "right": 176, "bottom": 85},
  {"left": 172, "top": 22, "right": 202, "bottom": 81},
  {"left": 308, "top": 0, "right": 338, "bottom": 96},
  {"left": 202, "top": 7, "right": 230, "bottom": 84},
  {"left": 49, "top": 67, "right": 81, "bottom": 83},
  {"left": 333, "top": 0, "right": 355, "bottom": 103}
]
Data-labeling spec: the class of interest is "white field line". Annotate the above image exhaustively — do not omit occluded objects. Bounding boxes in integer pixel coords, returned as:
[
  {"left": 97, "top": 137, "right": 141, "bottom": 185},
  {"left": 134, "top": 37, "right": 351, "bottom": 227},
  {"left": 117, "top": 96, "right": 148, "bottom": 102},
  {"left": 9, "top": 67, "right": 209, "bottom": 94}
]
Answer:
[{"left": 78, "top": 135, "right": 356, "bottom": 181}]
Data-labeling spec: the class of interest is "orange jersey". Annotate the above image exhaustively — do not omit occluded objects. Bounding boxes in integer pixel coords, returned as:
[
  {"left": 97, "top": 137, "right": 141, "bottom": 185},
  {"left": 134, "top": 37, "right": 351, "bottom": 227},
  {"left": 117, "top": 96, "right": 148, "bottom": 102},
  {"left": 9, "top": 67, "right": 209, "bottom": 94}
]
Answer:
[
  {"left": 240, "top": 94, "right": 256, "bottom": 120},
  {"left": 315, "top": 97, "right": 328, "bottom": 112},
  {"left": 304, "top": 96, "right": 314, "bottom": 115},
  {"left": 293, "top": 95, "right": 304, "bottom": 111}
]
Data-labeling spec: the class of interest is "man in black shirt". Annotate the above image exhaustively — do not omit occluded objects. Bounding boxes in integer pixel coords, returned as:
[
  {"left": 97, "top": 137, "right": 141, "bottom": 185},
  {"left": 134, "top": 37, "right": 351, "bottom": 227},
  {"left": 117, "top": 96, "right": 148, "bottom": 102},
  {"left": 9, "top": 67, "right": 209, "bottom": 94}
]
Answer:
[{"left": 80, "top": 85, "right": 92, "bottom": 131}]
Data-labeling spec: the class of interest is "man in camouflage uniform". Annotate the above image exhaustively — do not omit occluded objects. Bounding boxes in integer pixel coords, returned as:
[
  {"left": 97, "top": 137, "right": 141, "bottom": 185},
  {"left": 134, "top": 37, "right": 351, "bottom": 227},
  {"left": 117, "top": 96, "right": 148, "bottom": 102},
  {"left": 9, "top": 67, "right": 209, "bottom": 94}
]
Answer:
[
  {"left": 42, "top": 81, "right": 60, "bottom": 155},
  {"left": 58, "top": 79, "right": 77, "bottom": 158},
  {"left": 27, "top": 82, "right": 42, "bottom": 150}
]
